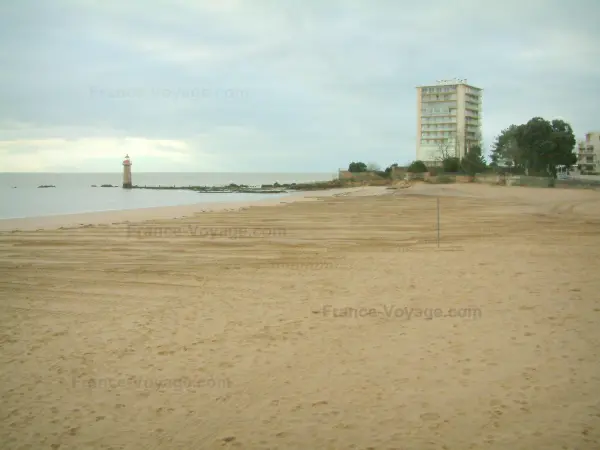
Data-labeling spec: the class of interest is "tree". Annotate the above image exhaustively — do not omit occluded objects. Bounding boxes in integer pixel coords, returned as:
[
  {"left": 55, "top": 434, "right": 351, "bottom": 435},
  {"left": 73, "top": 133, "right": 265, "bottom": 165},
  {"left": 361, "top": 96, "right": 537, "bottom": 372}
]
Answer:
[
  {"left": 407, "top": 160, "right": 428, "bottom": 173},
  {"left": 548, "top": 119, "right": 577, "bottom": 176},
  {"left": 519, "top": 117, "right": 553, "bottom": 175},
  {"left": 348, "top": 162, "right": 368, "bottom": 173},
  {"left": 442, "top": 157, "right": 460, "bottom": 173},
  {"left": 460, "top": 145, "right": 487, "bottom": 176},
  {"left": 519, "top": 117, "right": 576, "bottom": 177},
  {"left": 491, "top": 124, "right": 525, "bottom": 172},
  {"left": 434, "top": 136, "right": 456, "bottom": 164},
  {"left": 433, "top": 134, "right": 464, "bottom": 172},
  {"left": 491, "top": 118, "right": 576, "bottom": 177}
]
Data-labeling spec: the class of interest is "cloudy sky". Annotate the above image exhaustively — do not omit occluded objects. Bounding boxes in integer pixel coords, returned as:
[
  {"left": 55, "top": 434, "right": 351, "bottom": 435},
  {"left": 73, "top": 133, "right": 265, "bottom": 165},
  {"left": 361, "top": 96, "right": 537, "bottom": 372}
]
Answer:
[{"left": 1, "top": 0, "right": 598, "bottom": 172}]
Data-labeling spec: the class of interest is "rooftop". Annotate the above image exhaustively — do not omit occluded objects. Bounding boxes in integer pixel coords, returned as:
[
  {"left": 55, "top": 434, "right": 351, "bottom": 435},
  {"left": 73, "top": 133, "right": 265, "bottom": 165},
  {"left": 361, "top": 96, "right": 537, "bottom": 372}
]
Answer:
[{"left": 416, "top": 79, "right": 482, "bottom": 90}]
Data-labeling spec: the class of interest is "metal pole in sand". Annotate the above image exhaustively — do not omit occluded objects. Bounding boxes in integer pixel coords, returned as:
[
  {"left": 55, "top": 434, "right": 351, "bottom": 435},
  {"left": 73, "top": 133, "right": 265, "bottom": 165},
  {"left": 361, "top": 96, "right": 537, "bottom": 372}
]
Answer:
[{"left": 437, "top": 197, "right": 440, "bottom": 248}]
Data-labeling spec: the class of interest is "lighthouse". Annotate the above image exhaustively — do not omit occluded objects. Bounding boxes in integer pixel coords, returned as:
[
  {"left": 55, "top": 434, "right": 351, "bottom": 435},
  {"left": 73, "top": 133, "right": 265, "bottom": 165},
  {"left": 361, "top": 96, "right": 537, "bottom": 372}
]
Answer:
[{"left": 122, "top": 154, "right": 132, "bottom": 188}]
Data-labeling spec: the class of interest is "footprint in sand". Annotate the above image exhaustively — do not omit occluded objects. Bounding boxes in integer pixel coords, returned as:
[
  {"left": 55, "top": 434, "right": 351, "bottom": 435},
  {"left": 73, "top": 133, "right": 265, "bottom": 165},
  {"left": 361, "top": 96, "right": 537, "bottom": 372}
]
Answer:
[{"left": 420, "top": 412, "right": 440, "bottom": 421}]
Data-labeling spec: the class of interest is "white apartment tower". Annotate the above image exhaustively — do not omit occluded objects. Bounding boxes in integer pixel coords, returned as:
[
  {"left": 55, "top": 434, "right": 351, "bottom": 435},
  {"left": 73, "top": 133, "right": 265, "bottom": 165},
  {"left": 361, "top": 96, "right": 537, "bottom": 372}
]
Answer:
[
  {"left": 416, "top": 79, "right": 483, "bottom": 165},
  {"left": 577, "top": 132, "right": 600, "bottom": 173}
]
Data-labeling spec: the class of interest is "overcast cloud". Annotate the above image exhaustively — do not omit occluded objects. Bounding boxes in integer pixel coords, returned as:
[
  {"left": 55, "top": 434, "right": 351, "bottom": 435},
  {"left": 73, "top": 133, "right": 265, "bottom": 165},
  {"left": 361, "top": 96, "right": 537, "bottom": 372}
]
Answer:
[{"left": 1, "top": 0, "right": 598, "bottom": 172}]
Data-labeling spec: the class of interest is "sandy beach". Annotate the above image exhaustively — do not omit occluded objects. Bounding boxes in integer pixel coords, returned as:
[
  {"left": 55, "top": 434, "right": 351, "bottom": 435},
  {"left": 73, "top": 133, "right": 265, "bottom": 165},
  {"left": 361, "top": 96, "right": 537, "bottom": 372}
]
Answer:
[{"left": 1, "top": 183, "right": 599, "bottom": 449}]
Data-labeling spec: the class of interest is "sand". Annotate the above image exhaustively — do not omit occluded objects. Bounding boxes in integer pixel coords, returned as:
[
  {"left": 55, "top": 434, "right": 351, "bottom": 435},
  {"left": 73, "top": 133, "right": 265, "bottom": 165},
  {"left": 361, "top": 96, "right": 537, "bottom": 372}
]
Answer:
[{"left": 1, "top": 183, "right": 599, "bottom": 449}]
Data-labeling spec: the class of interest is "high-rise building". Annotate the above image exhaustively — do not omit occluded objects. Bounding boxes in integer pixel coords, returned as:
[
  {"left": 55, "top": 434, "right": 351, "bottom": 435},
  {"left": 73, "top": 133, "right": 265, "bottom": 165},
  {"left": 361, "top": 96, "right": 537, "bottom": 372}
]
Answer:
[{"left": 416, "top": 79, "right": 483, "bottom": 165}]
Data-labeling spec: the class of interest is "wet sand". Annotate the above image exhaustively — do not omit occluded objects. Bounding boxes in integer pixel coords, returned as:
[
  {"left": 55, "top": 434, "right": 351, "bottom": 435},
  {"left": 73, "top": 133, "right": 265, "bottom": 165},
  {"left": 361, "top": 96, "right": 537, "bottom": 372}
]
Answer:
[{"left": 1, "top": 183, "right": 599, "bottom": 449}]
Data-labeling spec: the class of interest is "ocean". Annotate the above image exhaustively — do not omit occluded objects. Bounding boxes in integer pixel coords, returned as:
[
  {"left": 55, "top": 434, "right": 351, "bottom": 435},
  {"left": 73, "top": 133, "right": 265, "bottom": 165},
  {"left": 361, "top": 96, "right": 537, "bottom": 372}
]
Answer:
[{"left": 0, "top": 172, "right": 336, "bottom": 219}]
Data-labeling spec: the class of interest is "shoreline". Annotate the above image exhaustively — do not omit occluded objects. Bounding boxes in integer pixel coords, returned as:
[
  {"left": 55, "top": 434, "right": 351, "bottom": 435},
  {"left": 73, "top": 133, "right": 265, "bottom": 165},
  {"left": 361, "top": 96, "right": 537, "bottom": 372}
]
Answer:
[{"left": 0, "top": 187, "right": 385, "bottom": 232}]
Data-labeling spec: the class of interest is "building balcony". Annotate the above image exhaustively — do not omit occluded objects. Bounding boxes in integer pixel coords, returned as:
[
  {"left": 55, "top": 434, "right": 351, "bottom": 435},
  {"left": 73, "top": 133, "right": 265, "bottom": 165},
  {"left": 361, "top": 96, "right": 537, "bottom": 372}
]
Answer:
[
  {"left": 422, "top": 135, "right": 456, "bottom": 139},
  {"left": 423, "top": 136, "right": 456, "bottom": 140},
  {"left": 422, "top": 111, "right": 456, "bottom": 115},
  {"left": 578, "top": 149, "right": 595, "bottom": 155},
  {"left": 421, "top": 117, "right": 456, "bottom": 121},
  {"left": 421, "top": 98, "right": 457, "bottom": 103},
  {"left": 577, "top": 159, "right": 598, "bottom": 164},
  {"left": 422, "top": 124, "right": 458, "bottom": 129}
]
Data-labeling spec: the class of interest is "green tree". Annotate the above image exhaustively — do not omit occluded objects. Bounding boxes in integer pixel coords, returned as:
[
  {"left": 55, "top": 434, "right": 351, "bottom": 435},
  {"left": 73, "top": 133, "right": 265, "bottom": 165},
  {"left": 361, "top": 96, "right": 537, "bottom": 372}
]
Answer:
[
  {"left": 460, "top": 145, "right": 487, "bottom": 176},
  {"left": 491, "top": 124, "right": 525, "bottom": 172},
  {"left": 491, "top": 118, "right": 576, "bottom": 177},
  {"left": 519, "top": 117, "right": 553, "bottom": 174},
  {"left": 407, "top": 160, "right": 428, "bottom": 173},
  {"left": 442, "top": 157, "right": 460, "bottom": 173},
  {"left": 348, "top": 161, "right": 368, "bottom": 173},
  {"left": 548, "top": 119, "right": 577, "bottom": 176},
  {"left": 519, "top": 117, "right": 576, "bottom": 177}
]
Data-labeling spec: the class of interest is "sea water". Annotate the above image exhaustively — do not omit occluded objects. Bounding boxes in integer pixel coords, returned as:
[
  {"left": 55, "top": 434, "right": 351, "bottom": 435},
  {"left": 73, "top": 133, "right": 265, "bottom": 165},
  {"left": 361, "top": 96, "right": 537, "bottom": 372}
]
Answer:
[{"left": 0, "top": 172, "right": 335, "bottom": 219}]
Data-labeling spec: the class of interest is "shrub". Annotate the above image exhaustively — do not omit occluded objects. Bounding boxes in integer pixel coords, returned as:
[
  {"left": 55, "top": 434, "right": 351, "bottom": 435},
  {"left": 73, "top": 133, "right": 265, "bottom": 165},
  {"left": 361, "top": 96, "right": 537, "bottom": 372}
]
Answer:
[
  {"left": 348, "top": 162, "right": 368, "bottom": 173},
  {"left": 407, "top": 160, "right": 428, "bottom": 173},
  {"left": 442, "top": 157, "right": 460, "bottom": 173}
]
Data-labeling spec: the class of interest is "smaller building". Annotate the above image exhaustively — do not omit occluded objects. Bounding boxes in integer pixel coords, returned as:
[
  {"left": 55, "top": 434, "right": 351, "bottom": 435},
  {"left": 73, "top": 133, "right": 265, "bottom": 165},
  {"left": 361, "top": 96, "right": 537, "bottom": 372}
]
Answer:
[{"left": 577, "top": 132, "right": 600, "bottom": 173}]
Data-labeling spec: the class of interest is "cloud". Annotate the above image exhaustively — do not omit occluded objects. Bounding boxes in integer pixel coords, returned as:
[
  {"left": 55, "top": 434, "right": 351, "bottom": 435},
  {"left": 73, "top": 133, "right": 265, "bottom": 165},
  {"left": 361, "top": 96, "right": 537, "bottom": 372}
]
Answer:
[
  {"left": 1, "top": 0, "right": 599, "bottom": 171},
  {"left": 0, "top": 138, "right": 217, "bottom": 172}
]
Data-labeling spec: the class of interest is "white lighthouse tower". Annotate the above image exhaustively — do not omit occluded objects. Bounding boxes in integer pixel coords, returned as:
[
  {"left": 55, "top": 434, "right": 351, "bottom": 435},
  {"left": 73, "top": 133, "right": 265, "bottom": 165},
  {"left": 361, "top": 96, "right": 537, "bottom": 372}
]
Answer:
[{"left": 122, "top": 154, "right": 132, "bottom": 188}]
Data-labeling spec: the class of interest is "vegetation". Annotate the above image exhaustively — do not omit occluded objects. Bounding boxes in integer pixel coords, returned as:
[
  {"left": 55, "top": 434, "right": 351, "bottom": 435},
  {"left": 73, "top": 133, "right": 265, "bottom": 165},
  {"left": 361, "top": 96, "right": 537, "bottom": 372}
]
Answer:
[
  {"left": 430, "top": 133, "right": 489, "bottom": 175},
  {"left": 460, "top": 145, "right": 487, "bottom": 176},
  {"left": 407, "top": 160, "right": 428, "bottom": 173},
  {"left": 384, "top": 163, "right": 399, "bottom": 177},
  {"left": 345, "top": 161, "right": 404, "bottom": 179},
  {"left": 490, "top": 117, "right": 576, "bottom": 177},
  {"left": 348, "top": 161, "right": 368, "bottom": 172},
  {"left": 442, "top": 157, "right": 460, "bottom": 173}
]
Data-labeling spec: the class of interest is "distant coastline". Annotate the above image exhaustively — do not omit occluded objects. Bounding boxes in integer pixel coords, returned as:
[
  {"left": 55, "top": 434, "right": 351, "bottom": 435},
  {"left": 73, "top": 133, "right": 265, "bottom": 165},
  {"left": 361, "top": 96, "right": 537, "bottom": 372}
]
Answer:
[
  {"left": 128, "top": 180, "right": 348, "bottom": 193},
  {"left": 0, "top": 173, "right": 338, "bottom": 220},
  {"left": 1, "top": 172, "right": 337, "bottom": 190}
]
